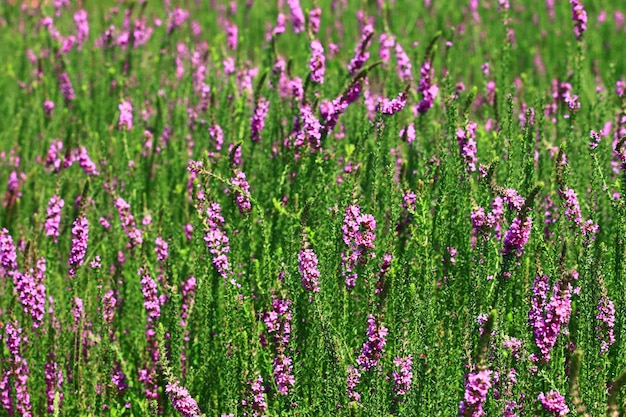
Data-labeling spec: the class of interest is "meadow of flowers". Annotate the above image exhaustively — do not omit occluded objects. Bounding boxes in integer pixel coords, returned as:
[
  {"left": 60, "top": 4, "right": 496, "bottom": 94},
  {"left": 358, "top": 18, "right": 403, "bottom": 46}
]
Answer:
[{"left": 1, "top": 0, "right": 626, "bottom": 415}]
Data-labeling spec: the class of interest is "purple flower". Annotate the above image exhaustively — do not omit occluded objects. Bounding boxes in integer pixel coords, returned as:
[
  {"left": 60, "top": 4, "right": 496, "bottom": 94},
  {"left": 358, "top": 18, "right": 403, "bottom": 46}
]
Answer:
[
  {"left": 395, "top": 42, "right": 413, "bottom": 82},
  {"left": 348, "top": 24, "right": 373, "bottom": 75},
  {"left": 73, "top": 10, "right": 89, "bottom": 49},
  {"left": 596, "top": 296, "right": 615, "bottom": 354},
  {"left": 528, "top": 274, "right": 572, "bottom": 362},
  {"left": 308, "top": 8, "right": 321, "bottom": 34},
  {"left": 167, "top": 8, "right": 189, "bottom": 34},
  {"left": 43, "top": 100, "right": 55, "bottom": 117},
  {"left": 5, "top": 321, "right": 32, "bottom": 417},
  {"left": 298, "top": 249, "right": 321, "bottom": 293},
  {"left": 400, "top": 123, "right": 416, "bottom": 143},
  {"left": 45, "top": 195, "right": 64, "bottom": 243},
  {"left": 457, "top": 122, "right": 478, "bottom": 172},
  {"left": 502, "top": 216, "right": 532, "bottom": 257},
  {"left": 341, "top": 205, "right": 376, "bottom": 289},
  {"left": 356, "top": 315, "right": 388, "bottom": 371},
  {"left": 13, "top": 258, "right": 47, "bottom": 329},
  {"left": 346, "top": 366, "right": 362, "bottom": 402},
  {"left": 242, "top": 376, "right": 267, "bottom": 415},
  {"left": 225, "top": 20, "right": 238, "bottom": 51},
  {"left": 102, "top": 290, "right": 116, "bottom": 326},
  {"left": 155, "top": 237, "right": 169, "bottom": 262},
  {"left": 230, "top": 170, "right": 252, "bottom": 215},
  {"left": 57, "top": 71, "right": 75, "bottom": 104},
  {"left": 379, "top": 33, "right": 396, "bottom": 65},
  {"left": 570, "top": 0, "right": 587, "bottom": 41},
  {"left": 502, "top": 188, "right": 525, "bottom": 211},
  {"left": 203, "top": 203, "right": 232, "bottom": 280},
  {"left": 290, "top": 105, "right": 322, "bottom": 154},
  {"left": 118, "top": 100, "right": 133, "bottom": 130},
  {"left": 392, "top": 356, "right": 413, "bottom": 397},
  {"left": 76, "top": 146, "right": 99, "bottom": 176},
  {"left": 378, "top": 92, "right": 408, "bottom": 115},
  {"left": 166, "top": 380, "right": 202, "bottom": 417},
  {"left": 538, "top": 390, "right": 569, "bottom": 415},
  {"left": 416, "top": 61, "right": 438, "bottom": 114},
  {"left": 68, "top": 216, "right": 89, "bottom": 277},
  {"left": 459, "top": 369, "right": 492, "bottom": 417},
  {"left": 309, "top": 40, "right": 326, "bottom": 84},
  {"left": 115, "top": 197, "right": 143, "bottom": 249},
  {"left": 287, "top": 0, "right": 305, "bottom": 33},
  {"left": 251, "top": 98, "right": 270, "bottom": 143},
  {"left": 44, "top": 358, "right": 63, "bottom": 413},
  {"left": 560, "top": 187, "right": 582, "bottom": 226},
  {"left": 0, "top": 228, "right": 18, "bottom": 278}
]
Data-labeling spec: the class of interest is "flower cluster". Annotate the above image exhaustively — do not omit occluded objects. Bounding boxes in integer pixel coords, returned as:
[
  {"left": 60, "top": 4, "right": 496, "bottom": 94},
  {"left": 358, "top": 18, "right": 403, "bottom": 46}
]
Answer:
[
  {"left": 502, "top": 216, "right": 532, "bottom": 257},
  {"left": 348, "top": 24, "right": 373, "bottom": 75},
  {"left": 45, "top": 195, "right": 64, "bottom": 243},
  {"left": 596, "top": 295, "right": 616, "bottom": 354},
  {"left": 263, "top": 297, "right": 294, "bottom": 395},
  {"left": 114, "top": 197, "right": 143, "bottom": 249},
  {"left": 356, "top": 315, "right": 388, "bottom": 371},
  {"left": 203, "top": 202, "right": 231, "bottom": 280},
  {"left": 298, "top": 249, "right": 321, "bottom": 293},
  {"left": 528, "top": 274, "right": 572, "bottom": 362},
  {"left": 242, "top": 376, "right": 267, "bottom": 416},
  {"left": 154, "top": 237, "right": 169, "bottom": 262},
  {"left": 4, "top": 321, "right": 32, "bottom": 417},
  {"left": 230, "top": 170, "right": 252, "bottom": 215},
  {"left": 392, "top": 356, "right": 413, "bottom": 398},
  {"left": 570, "top": 0, "right": 587, "bottom": 41},
  {"left": 13, "top": 258, "right": 47, "bottom": 329},
  {"left": 44, "top": 358, "right": 63, "bottom": 414},
  {"left": 290, "top": 105, "right": 322, "bottom": 154},
  {"left": 538, "top": 390, "right": 569, "bottom": 415},
  {"left": 416, "top": 61, "right": 438, "bottom": 114},
  {"left": 118, "top": 100, "right": 133, "bottom": 130},
  {"left": 459, "top": 369, "right": 492, "bottom": 417},
  {"left": 0, "top": 228, "right": 18, "bottom": 278},
  {"left": 378, "top": 92, "right": 407, "bottom": 115},
  {"left": 68, "top": 216, "right": 89, "bottom": 277},
  {"left": 456, "top": 121, "right": 478, "bottom": 172},
  {"left": 287, "top": 0, "right": 305, "bottom": 34},
  {"left": 165, "top": 380, "right": 202, "bottom": 417},
  {"left": 395, "top": 42, "right": 413, "bottom": 82},
  {"left": 250, "top": 98, "right": 270, "bottom": 143},
  {"left": 341, "top": 205, "right": 376, "bottom": 289},
  {"left": 309, "top": 40, "right": 325, "bottom": 83}
]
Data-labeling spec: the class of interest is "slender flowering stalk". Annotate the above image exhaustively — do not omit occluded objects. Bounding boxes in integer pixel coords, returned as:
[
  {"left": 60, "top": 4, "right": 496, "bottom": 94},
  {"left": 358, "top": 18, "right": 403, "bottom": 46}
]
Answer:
[
  {"left": 44, "top": 357, "right": 63, "bottom": 414},
  {"left": 118, "top": 100, "right": 133, "bottom": 130},
  {"left": 502, "top": 216, "right": 532, "bottom": 257},
  {"left": 570, "top": 0, "right": 587, "bottom": 41},
  {"left": 309, "top": 40, "right": 325, "bottom": 84},
  {"left": 0, "top": 228, "right": 18, "bottom": 278},
  {"left": 348, "top": 24, "right": 373, "bottom": 75},
  {"left": 5, "top": 321, "right": 32, "bottom": 417},
  {"left": 203, "top": 202, "right": 232, "bottom": 281},
  {"left": 230, "top": 170, "right": 252, "bottom": 215},
  {"left": 264, "top": 297, "right": 294, "bottom": 395},
  {"left": 596, "top": 296, "right": 616, "bottom": 354},
  {"left": 45, "top": 195, "right": 64, "bottom": 243},
  {"left": 13, "top": 258, "right": 47, "bottom": 329},
  {"left": 457, "top": 121, "right": 478, "bottom": 172},
  {"left": 528, "top": 274, "right": 572, "bottom": 362},
  {"left": 395, "top": 42, "right": 413, "bottom": 82},
  {"left": 250, "top": 98, "right": 270, "bottom": 143},
  {"left": 73, "top": 10, "right": 89, "bottom": 49},
  {"left": 341, "top": 205, "right": 376, "bottom": 289},
  {"left": 392, "top": 356, "right": 413, "bottom": 398},
  {"left": 308, "top": 8, "right": 321, "bottom": 34},
  {"left": 416, "top": 61, "right": 438, "bottom": 114},
  {"left": 298, "top": 249, "right": 321, "bottom": 293},
  {"left": 378, "top": 92, "right": 407, "bottom": 115},
  {"left": 346, "top": 365, "right": 361, "bottom": 403},
  {"left": 242, "top": 376, "right": 267, "bottom": 416},
  {"left": 287, "top": 0, "right": 305, "bottom": 34},
  {"left": 155, "top": 237, "right": 169, "bottom": 262},
  {"left": 165, "top": 379, "right": 202, "bottom": 417},
  {"left": 68, "top": 216, "right": 89, "bottom": 277},
  {"left": 356, "top": 315, "right": 388, "bottom": 371},
  {"left": 57, "top": 71, "right": 75, "bottom": 104},
  {"left": 114, "top": 197, "right": 143, "bottom": 249},
  {"left": 76, "top": 147, "right": 99, "bottom": 176}
]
